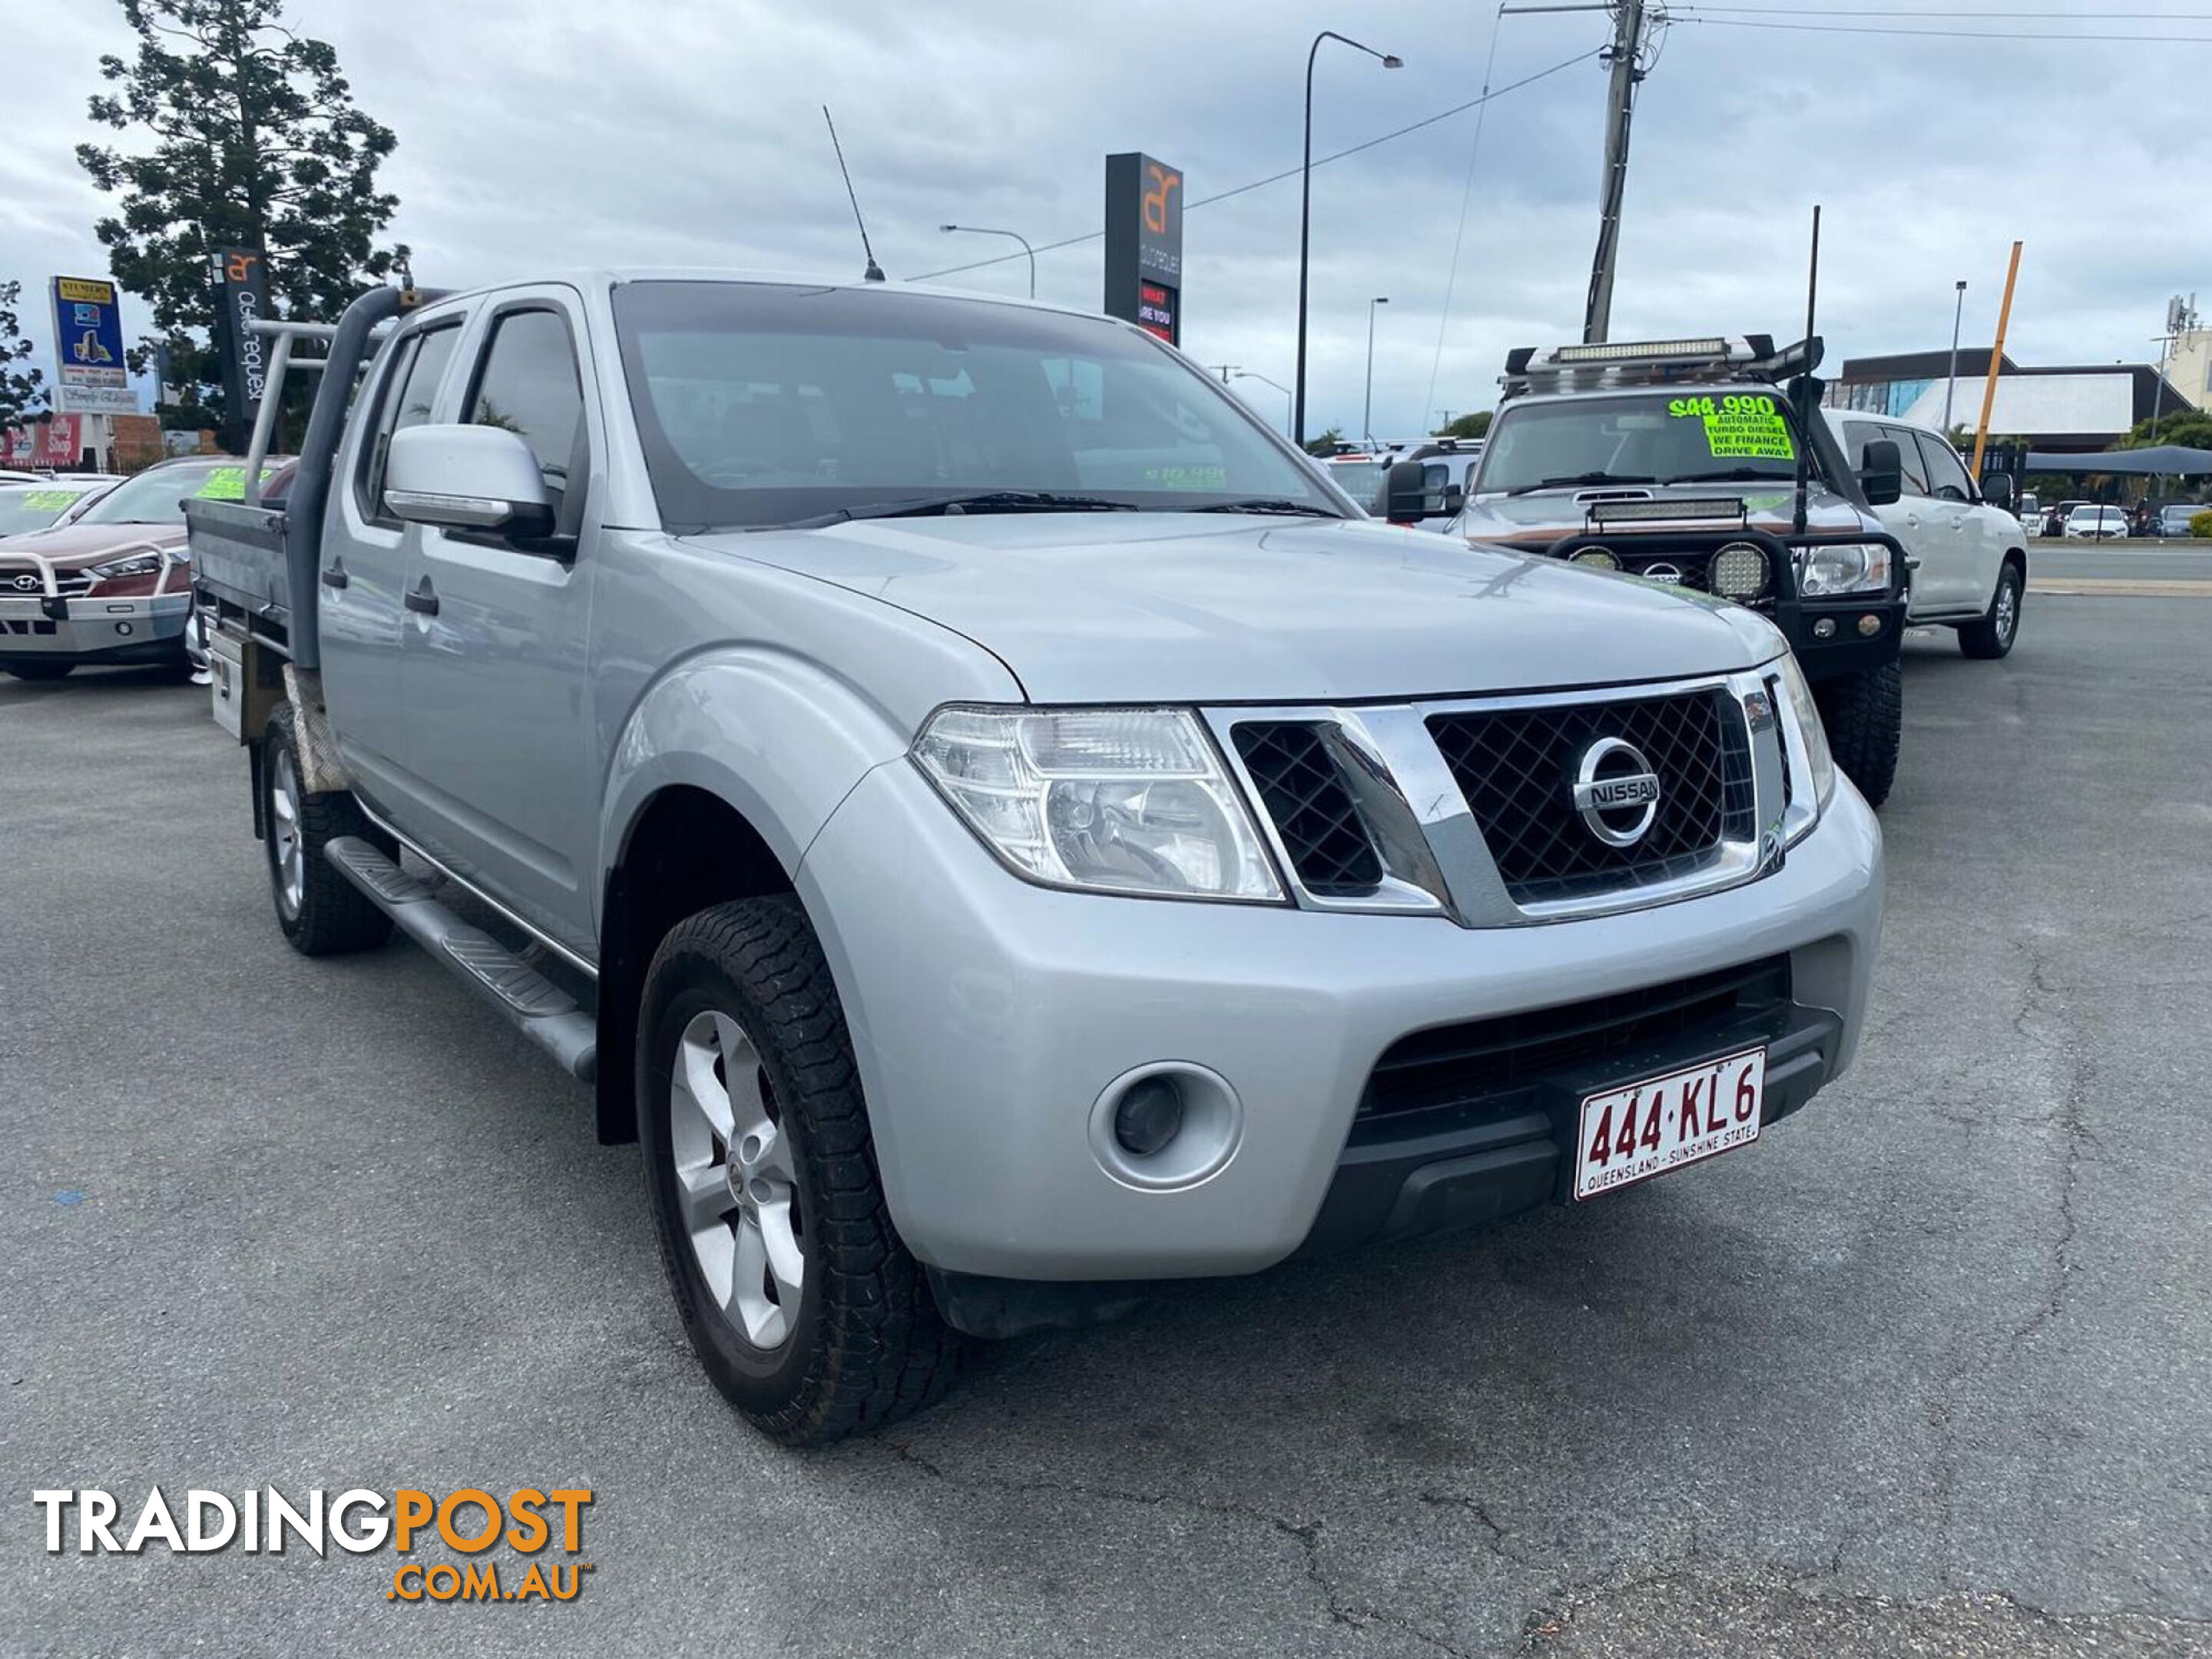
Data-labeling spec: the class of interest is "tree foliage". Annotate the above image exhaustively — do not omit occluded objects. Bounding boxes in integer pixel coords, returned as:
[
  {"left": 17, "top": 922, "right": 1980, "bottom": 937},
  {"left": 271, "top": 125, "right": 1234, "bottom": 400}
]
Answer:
[
  {"left": 0, "top": 281, "right": 48, "bottom": 429},
  {"left": 75, "top": 0, "right": 403, "bottom": 434},
  {"left": 2121, "top": 409, "right": 2212, "bottom": 452},
  {"left": 1432, "top": 409, "right": 1492, "bottom": 442},
  {"left": 1303, "top": 426, "right": 1344, "bottom": 457}
]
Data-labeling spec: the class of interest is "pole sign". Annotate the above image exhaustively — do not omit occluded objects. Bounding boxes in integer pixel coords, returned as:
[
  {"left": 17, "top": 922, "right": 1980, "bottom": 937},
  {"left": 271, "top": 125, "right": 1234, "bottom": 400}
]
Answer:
[
  {"left": 210, "top": 247, "right": 272, "bottom": 423},
  {"left": 48, "top": 276, "right": 134, "bottom": 415},
  {"left": 1104, "top": 152, "right": 1183, "bottom": 346}
]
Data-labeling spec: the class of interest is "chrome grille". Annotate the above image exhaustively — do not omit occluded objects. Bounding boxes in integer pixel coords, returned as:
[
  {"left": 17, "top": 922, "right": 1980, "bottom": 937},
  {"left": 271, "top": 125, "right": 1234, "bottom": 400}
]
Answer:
[
  {"left": 1426, "top": 690, "right": 1754, "bottom": 907},
  {"left": 0, "top": 567, "right": 91, "bottom": 598}
]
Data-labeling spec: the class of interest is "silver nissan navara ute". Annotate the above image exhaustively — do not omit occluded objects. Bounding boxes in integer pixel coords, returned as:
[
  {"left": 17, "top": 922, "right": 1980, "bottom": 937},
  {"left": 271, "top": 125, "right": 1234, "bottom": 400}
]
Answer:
[{"left": 189, "top": 274, "right": 1884, "bottom": 1445}]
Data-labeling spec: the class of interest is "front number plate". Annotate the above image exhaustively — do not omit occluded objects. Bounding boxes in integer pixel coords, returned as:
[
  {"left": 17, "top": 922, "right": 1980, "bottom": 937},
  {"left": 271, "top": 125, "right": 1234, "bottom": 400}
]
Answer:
[{"left": 1573, "top": 1047, "right": 1766, "bottom": 1201}]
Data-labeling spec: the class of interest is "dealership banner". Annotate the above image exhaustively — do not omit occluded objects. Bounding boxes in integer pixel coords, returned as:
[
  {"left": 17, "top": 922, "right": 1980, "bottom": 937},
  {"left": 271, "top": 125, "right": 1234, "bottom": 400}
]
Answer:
[
  {"left": 48, "top": 276, "right": 135, "bottom": 415},
  {"left": 210, "top": 247, "right": 272, "bottom": 424}
]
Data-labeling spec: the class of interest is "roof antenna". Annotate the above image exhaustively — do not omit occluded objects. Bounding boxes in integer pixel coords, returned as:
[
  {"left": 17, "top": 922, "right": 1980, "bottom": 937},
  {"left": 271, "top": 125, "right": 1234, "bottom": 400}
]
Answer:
[
  {"left": 1793, "top": 203, "right": 1821, "bottom": 537},
  {"left": 823, "top": 106, "right": 886, "bottom": 283}
]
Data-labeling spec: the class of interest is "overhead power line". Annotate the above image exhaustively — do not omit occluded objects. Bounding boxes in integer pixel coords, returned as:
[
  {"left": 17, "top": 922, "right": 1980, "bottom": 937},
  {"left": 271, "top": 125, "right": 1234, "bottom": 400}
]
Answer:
[
  {"left": 1674, "top": 15, "right": 2212, "bottom": 41},
  {"left": 1679, "top": 5, "right": 2212, "bottom": 16},
  {"left": 905, "top": 45, "right": 1603, "bottom": 283}
]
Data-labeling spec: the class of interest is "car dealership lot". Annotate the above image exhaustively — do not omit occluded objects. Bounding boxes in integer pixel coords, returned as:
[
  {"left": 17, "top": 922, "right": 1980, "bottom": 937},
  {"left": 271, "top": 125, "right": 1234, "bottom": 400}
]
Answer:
[{"left": 2, "top": 601, "right": 2208, "bottom": 1657}]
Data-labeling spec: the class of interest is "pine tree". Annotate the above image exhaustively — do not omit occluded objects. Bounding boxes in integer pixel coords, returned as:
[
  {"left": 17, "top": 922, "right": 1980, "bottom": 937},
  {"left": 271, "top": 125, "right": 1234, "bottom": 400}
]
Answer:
[
  {"left": 75, "top": 0, "right": 404, "bottom": 439},
  {"left": 0, "top": 281, "right": 48, "bottom": 430}
]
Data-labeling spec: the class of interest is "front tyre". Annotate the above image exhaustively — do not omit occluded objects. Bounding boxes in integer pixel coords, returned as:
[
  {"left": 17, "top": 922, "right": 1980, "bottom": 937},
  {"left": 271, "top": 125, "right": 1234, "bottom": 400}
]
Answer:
[
  {"left": 1813, "top": 660, "right": 1902, "bottom": 810},
  {"left": 638, "top": 897, "right": 962, "bottom": 1445},
  {"left": 1958, "top": 560, "right": 2023, "bottom": 660},
  {"left": 262, "top": 703, "right": 395, "bottom": 956}
]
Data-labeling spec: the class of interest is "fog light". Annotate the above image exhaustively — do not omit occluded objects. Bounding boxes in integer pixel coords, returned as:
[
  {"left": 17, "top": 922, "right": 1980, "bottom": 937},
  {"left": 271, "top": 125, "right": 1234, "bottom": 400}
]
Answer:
[
  {"left": 1857, "top": 614, "right": 1882, "bottom": 637},
  {"left": 114, "top": 622, "right": 134, "bottom": 636},
  {"left": 1813, "top": 618, "right": 1836, "bottom": 639},
  {"left": 1709, "top": 541, "right": 1770, "bottom": 600},
  {"left": 1570, "top": 547, "right": 1619, "bottom": 571},
  {"left": 1112, "top": 1075, "right": 1184, "bottom": 1157}
]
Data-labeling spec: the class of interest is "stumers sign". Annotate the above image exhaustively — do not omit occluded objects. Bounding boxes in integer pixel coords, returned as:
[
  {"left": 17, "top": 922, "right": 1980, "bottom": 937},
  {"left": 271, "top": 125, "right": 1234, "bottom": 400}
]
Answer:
[
  {"left": 211, "top": 247, "right": 272, "bottom": 425},
  {"left": 1104, "top": 152, "right": 1183, "bottom": 347},
  {"left": 49, "top": 277, "right": 134, "bottom": 415}
]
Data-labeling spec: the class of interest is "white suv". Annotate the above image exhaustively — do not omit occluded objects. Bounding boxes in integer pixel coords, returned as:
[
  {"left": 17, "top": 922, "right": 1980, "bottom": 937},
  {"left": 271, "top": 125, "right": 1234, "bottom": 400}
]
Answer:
[{"left": 1823, "top": 410, "right": 2027, "bottom": 659}]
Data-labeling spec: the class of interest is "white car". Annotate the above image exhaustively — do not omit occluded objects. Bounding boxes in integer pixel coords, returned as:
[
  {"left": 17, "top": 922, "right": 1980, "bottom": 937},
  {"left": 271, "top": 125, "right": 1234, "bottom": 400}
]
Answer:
[
  {"left": 1823, "top": 410, "right": 2028, "bottom": 658},
  {"left": 2062, "top": 505, "right": 2128, "bottom": 541}
]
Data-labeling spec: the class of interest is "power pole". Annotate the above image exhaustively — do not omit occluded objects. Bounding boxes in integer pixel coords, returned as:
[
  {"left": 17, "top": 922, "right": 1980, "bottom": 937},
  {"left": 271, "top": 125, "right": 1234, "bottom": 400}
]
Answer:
[{"left": 1584, "top": 0, "right": 1647, "bottom": 344}]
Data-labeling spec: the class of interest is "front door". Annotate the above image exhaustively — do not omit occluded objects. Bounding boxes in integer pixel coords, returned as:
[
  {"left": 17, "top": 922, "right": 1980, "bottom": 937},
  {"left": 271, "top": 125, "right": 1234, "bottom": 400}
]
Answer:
[
  {"left": 317, "top": 317, "right": 465, "bottom": 810},
  {"left": 396, "top": 287, "right": 604, "bottom": 960},
  {"left": 1909, "top": 429, "right": 1998, "bottom": 614}
]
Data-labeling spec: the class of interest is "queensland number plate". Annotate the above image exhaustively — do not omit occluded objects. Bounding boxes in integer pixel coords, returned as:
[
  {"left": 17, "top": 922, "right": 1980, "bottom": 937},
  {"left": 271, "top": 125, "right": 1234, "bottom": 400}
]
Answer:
[{"left": 1573, "top": 1047, "right": 1766, "bottom": 1201}]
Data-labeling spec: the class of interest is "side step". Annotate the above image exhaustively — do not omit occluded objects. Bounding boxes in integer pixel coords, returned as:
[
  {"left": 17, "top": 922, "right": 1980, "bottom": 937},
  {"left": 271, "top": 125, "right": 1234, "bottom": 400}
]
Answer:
[{"left": 326, "top": 836, "right": 598, "bottom": 1084}]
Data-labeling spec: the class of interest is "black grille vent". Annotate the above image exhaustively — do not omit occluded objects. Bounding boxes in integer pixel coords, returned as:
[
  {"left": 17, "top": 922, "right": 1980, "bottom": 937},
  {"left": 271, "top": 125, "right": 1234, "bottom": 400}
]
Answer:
[
  {"left": 1359, "top": 955, "right": 1791, "bottom": 1132},
  {"left": 1232, "top": 722, "right": 1382, "bottom": 897},
  {"left": 1429, "top": 689, "right": 1753, "bottom": 907}
]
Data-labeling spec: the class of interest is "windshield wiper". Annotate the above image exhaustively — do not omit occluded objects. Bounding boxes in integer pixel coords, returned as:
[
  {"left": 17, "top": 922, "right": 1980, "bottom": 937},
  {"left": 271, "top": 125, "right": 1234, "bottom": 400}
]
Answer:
[
  {"left": 1502, "top": 472, "right": 1655, "bottom": 497},
  {"left": 786, "top": 490, "right": 1141, "bottom": 528},
  {"left": 1657, "top": 468, "right": 1791, "bottom": 486},
  {"left": 1182, "top": 498, "right": 1338, "bottom": 517}
]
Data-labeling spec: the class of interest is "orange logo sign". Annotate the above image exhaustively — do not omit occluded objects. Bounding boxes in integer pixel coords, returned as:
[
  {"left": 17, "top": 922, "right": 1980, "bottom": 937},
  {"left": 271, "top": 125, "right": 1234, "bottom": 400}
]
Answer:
[
  {"left": 226, "top": 252, "right": 261, "bottom": 283},
  {"left": 1143, "top": 165, "right": 1181, "bottom": 236}
]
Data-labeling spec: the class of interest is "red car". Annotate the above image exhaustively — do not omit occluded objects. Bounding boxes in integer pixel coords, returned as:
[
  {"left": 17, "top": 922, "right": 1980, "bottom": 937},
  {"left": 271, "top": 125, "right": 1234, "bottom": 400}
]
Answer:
[{"left": 0, "top": 456, "right": 283, "bottom": 682}]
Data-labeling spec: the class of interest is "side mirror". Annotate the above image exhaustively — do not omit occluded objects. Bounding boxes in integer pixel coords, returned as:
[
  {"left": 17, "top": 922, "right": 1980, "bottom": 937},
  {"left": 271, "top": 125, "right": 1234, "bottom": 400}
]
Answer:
[
  {"left": 1383, "top": 459, "right": 1430, "bottom": 523},
  {"left": 1981, "top": 472, "right": 2015, "bottom": 511},
  {"left": 1859, "top": 439, "right": 1904, "bottom": 508},
  {"left": 384, "top": 425, "right": 555, "bottom": 538}
]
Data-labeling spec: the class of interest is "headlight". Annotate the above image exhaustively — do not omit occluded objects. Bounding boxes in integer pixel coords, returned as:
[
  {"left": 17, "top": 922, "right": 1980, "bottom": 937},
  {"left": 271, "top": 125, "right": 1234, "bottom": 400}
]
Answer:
[
  {"left": 1570, "top": 547, "right": 1620, "bottom": 571},
  {"left": 1794, "top": 541, "right": 1891, "bottom": 598},
  {"left": 912, "top": 706, "right": 1285, "bottom": 902},
  {"left": 86, "top": 551, "right": 167, "bottom": 581},
  {"left": 1774, "top": 654, "right": 1836, "bottom": 817}
]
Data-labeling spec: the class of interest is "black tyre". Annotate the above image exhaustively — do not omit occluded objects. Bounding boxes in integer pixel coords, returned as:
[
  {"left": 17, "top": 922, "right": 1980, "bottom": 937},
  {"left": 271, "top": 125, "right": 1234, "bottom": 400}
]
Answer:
[
  {"left": 2, "top": 660, "right": 74, "bottom": 682},
  {"left": 1813, "top": 660, "right": 1902, "bottom": 810},
  {"left": 637, "top": 897, "right": 962, "bottom": 1445},
  {"left": 1959, "top": 559, "right": 2023, "bottom": 660},
  {"left": 262, "top": 703, "right": 395, "bottom": 956}
]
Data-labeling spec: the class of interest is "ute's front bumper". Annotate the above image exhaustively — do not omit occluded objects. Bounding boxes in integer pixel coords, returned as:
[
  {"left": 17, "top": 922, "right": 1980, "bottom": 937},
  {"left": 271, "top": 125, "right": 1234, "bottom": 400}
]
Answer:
[
  {"left": 799, "top": 758, "right": 1883, "bottom": 1287},
  {"left": 0, "top": 591, "right": 191, "bottom": 665}
]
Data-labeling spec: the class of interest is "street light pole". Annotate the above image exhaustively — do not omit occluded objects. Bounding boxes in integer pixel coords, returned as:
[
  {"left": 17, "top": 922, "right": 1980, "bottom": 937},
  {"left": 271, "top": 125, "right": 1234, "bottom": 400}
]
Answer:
[
  {"left": 1296, "top": 31, "right": 1402, "bottom": 446},
  {"left": 1233, "top": 370, "right": 1294, "bottom": 435},
  {"left": 1943, "top": 280, "right": 1967, "bottom": 433},
  {"left": 939, "top": 224, "right": 1036, "bottom": 298},
  {"left": 1363, "top": 296, "right": 1389, "bottom": 445}
]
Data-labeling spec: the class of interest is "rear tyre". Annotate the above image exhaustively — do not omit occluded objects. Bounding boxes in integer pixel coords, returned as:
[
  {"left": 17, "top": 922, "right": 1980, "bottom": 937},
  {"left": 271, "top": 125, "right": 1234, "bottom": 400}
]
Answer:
[
  {"left": 1813, "top": 660, "right": 1902, "bottom": 810},
  {"left": 1958, "top": 561, "right": 2022, "bottom": 660},
  {"left": 262, "top": 702, "right": 395, "bottom": 956},
  {"left": 638, "top": 896, "right": 963, "bottom": 1445},
  {"left": 2, "top": 660, "right": 74, "bottom": 682}
]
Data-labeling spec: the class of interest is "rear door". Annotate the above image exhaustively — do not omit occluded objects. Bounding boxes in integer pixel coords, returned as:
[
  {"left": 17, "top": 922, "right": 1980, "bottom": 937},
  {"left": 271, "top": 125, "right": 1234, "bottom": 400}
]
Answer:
[
  {"left": 317, "top": 315, "right": 466, "bottom": 810},
  {"left": 396, "top": 286, "right": 604, "bottom": 956}
]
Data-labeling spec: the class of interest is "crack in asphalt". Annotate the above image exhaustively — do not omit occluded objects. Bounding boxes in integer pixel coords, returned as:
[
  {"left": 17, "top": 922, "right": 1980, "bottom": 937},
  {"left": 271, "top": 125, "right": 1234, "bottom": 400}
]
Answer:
[
  {"left": 2006, "top": 945, "right": 2095, "bottom": 1353},
  {"left": 886, "top": 1440, "right": 1478, "bottom": 1657}
]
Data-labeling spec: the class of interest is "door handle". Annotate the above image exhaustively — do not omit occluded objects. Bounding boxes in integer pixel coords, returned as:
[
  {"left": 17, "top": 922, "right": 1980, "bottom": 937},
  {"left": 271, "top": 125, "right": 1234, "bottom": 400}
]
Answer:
[
  {"left": 404, "top": 579, "right": 439, "bottom": 617},
  {"left": 320, "top": 560, "right": 349, "bottom": 589}
]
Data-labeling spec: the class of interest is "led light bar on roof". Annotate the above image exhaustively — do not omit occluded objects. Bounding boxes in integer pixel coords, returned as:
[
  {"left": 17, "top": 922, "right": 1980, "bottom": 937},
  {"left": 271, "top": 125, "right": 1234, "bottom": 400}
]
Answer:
[{"left": 1551, "top": 337, "right": 1730, "bottom": 364}]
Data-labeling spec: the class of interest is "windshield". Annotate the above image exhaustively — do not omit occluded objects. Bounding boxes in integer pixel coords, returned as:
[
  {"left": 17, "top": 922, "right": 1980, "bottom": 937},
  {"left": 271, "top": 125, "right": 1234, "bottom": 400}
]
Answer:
[
  {"left": 0, "top": 485, "right": 94, "bottom": 536},
  {"left": 1324, "top": 458, "right": 1386, "bottom": 505},
  {"left": 1475, "top": 391, "right": 1805, "bottom": 494},
  {"left": 74, "top": 460, "right": 278, "bottom": 526},
  {"left": 611, "top": 282, "right": 1340, "bottom": 531}
]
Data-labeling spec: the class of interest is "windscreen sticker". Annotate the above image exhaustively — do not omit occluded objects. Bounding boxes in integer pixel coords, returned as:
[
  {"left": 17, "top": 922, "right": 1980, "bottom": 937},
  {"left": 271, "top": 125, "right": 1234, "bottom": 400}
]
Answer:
[
  {"left": 20, "top": 489, "right": 86, "bottom": 510},
  {"left": 1669, "top": 394, "right": 1795, "bottom": 461},
  {"left": 190, "top": 466, "right": 274, "bottom": 500},
  {"left": 1144, "top": 464, "right": 1230, "bottom": 492}
]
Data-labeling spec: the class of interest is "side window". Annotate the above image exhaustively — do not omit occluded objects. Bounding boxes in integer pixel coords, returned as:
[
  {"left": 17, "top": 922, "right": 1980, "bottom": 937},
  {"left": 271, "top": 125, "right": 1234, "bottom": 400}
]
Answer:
[
  {"left": 356, "top": 324, "right": 461, "bottom": 522},
  {"left": 468, "top": 308, "right": 586, "bottom": 523},
  {"left": 1841, "top": 419, "right": 1882, "bottom": 469},
  {"left": 1916, "top": 432, "right": 1974, "bottom": 502},
  {"left": 1886, "top": 426, "right": 1931, "bottom": 497}
]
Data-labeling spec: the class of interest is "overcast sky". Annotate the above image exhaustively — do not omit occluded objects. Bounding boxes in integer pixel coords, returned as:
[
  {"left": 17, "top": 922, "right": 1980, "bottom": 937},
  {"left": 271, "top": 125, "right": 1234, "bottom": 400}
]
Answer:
[{"left": 3, "top": 0, "right": 2206, "bottom": 437}]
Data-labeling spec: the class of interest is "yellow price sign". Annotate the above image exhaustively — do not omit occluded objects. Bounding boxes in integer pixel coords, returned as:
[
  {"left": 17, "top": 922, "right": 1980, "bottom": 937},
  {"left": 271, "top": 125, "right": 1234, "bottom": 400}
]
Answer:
[
  {"left": 21, "top": 489, "right": 87, "bottom": 511},
  {"left": 1668, "top": 393, "right": 1795, "bottom": 461}
]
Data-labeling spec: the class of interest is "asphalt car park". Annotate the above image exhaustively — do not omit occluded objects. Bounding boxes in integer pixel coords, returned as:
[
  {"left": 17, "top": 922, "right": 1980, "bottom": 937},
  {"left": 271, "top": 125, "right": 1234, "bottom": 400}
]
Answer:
[{"left": 2, "top": 594, "right": 2208, "bottom": 1657}]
